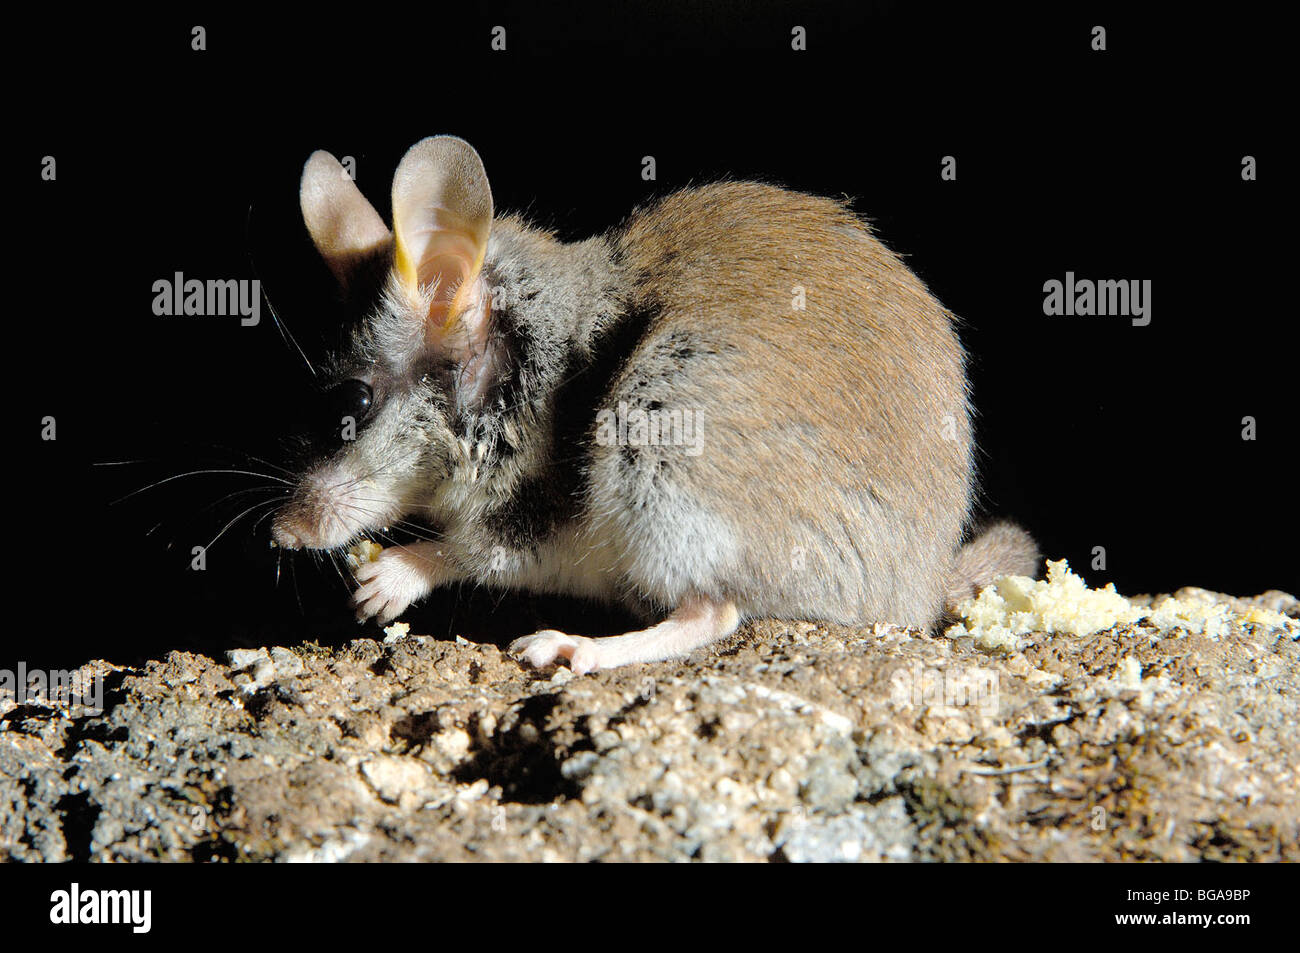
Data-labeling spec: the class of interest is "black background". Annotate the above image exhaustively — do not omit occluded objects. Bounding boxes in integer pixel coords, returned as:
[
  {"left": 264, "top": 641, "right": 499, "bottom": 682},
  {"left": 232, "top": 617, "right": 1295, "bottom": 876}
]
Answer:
[
  {"left": 14, "top": 3, "right": 1293, "bottom": 670},
  {"left": 1, "top": 860, "right": 1279, "bottom": 937}
]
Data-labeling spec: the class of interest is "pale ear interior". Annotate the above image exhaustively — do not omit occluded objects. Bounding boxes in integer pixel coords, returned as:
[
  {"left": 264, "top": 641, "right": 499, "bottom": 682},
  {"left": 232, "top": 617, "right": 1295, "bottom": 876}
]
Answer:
[
  {"left": 391, "top": 137, "right": 494, "bottom": 333},
  {"left": 399, "top": 209, "right": 482, "bottom": 323},
  {"left": 300, "top": 151, "right": 392, "bottom": 288}
]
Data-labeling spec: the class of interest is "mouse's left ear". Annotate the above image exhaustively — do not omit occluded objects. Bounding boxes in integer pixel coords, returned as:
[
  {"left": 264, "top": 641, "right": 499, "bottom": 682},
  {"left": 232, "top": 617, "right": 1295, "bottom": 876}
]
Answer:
[{"left": 391, "top": 136, "right": 494, "bottom": 332}]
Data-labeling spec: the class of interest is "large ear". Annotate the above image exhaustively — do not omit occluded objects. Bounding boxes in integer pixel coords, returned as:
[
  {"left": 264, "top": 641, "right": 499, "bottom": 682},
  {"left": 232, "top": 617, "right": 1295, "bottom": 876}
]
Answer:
[
  {"left": 391, "top": 136, "right": 493, "bottom": 333},
  {"left": 300, "top": 151, "right": 392, "bottom": 289}
]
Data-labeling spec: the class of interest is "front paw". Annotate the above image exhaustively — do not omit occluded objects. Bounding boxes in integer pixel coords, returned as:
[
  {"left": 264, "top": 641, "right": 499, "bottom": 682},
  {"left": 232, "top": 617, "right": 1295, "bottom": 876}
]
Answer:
[{"left": 351, "top": 545, "right": 443, "bottom": 624}]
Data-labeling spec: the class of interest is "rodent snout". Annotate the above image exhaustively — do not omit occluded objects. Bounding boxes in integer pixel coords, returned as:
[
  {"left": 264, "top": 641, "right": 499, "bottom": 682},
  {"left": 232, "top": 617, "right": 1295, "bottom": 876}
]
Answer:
[
  {"left": 271, "top": 479, "right": 350, "bottom": 551},
  {"left": 271, "top": 469, "right": 399, "bottom": 551},
  {"left": 270, "top": 512, "right": 305, "bottom": 550}
]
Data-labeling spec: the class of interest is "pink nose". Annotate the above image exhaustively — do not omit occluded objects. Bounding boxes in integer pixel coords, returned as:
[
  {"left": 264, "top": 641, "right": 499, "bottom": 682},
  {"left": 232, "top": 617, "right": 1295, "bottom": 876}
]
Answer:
[{"left": 271, "top": 513, "right": 305, "bottom": 550}]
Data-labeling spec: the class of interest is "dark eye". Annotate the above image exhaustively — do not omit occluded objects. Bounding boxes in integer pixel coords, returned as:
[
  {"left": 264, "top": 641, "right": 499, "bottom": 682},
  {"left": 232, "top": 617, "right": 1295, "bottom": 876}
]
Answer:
[{"left": 327, "top": 379, "right": 374, "bottom": 427}]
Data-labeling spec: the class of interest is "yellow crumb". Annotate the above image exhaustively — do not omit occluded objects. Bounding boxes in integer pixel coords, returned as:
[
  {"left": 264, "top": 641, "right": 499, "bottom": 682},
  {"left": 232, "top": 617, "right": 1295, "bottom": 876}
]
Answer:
[
  {"left": 947, "top": 558, "right": 1297, "bottom": 653},
  {"left": 345, "top": 540, "right": 384, "bottom": 570},
  {"left": 946, "top": 559, "right": 1142, "bottom": 651}
]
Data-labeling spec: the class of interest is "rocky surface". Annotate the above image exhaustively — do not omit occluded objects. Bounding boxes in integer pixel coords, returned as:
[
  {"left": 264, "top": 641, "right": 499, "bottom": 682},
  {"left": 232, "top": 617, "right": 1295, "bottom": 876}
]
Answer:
[{"left": 2, "top": 587, "right": 1298, "bottom": 862}]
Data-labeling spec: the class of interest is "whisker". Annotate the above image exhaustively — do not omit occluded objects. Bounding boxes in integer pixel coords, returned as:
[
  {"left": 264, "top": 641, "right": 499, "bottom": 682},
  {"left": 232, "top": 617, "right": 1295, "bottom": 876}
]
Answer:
[
  {"left": 290, "top": 556, "right": 304, "bottom": 614},
  {"left": 144, "top": 486, "right": 283, "bottom": 540},
  {"left": 201, "top": 485, "right": 287, "bottom": 515},
  {"left": 331, "top": 500, "right": 445, "bottom": 546},
  {"left": 252, "top": 505, "right": 281, "bottom": 536},
  {"left": 248, "top": 202, "right": 317, "bottom": 379},
  {"left": 363, "top": 527, "right": 446, "bottom": 571},
  {"left": 325, "top": 548, "right": 351, "bottom": 591},
  {"left": 112, "top": 469, "right": 291, "bottom": 505},
  {"left": 330, "top": 444, "right": 427, "bottom": 490},
  {"left": 336, "top": 503, "right": 445, "bottom": 544},
  {"left": 96, "top": 442, "right": 296, "bottom": 479},
  {"left": 203, "top": 498, "right": 284, "bottom": 551},
  {"left": 390, "top": 521, "right": 445, "bottom": 542},
  {"left": 198, "top": 442, "right": 297, "bottom": 478}
]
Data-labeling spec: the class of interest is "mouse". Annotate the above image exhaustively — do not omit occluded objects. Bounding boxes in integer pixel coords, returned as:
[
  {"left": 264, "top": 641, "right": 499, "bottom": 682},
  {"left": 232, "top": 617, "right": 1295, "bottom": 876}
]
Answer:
[{"left": 271, "top": 135, "right": 1039, "bottom": 674}]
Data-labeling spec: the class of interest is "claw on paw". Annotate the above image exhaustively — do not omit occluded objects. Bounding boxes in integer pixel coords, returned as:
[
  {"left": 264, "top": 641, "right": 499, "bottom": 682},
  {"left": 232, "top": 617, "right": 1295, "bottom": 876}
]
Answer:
[{"left": 350, "top": 547, "right": 435, "bottom": 624}]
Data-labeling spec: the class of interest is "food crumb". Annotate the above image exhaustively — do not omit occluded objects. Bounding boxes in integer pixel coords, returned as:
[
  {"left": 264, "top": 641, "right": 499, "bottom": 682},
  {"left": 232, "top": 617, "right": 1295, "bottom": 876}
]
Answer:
[
  {"left": 346, "top": 540, "right": 383, "bottom": 570},
  {"left": 947, "top": 558, "right": 1298, "bottom": 652},
  {"left": 383, "top": 621, "right": 411, "bottom": 643}
]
